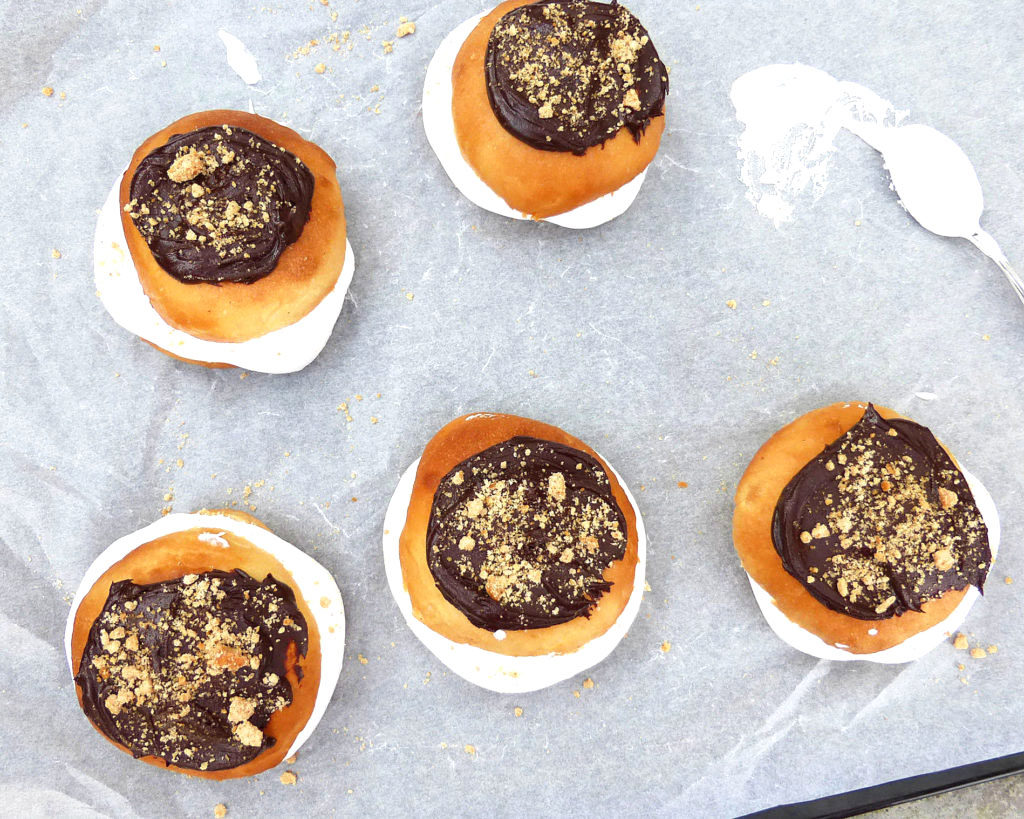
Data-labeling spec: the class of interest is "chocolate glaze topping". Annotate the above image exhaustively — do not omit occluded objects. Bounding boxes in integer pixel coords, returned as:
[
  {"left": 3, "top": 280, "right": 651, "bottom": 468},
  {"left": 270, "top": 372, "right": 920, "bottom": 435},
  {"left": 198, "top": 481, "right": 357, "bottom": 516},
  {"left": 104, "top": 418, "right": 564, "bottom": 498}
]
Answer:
[
  {"left": 125, "top": 125, "right": 314, "bottom": 284},
  {"left": 772, "top": 405, "right": 990, "bottom": 620},
  {"left": 426, "top": 436, "right": 628, "bottom": 631},
  {"left": 75, "top": 569, "right": 308, "bottom": 772},
  {"left": 484, "top": 0, "right": 668, "bottom": 155}
]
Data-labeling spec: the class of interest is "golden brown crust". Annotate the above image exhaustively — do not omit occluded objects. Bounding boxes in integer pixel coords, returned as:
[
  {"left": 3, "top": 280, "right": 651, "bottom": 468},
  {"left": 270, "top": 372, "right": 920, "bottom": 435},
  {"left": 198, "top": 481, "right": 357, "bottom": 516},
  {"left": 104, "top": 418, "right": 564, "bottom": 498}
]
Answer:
[
  {"left": 398, "top": 413, "right": 639, "bottom": 656},
  {"left": 451, "top": 0, "right": 665, "bottom": 220},
  {"left": 733, "top": 402, "right": 968, "bottom": 654},
  {"left": 120, "top": 110, "right": 347, "bottom": 343},
  {"left": 70, "top": 509, "right": 321, "bottom": 779},
  {"left": 141, "top": 338, "right": 233, "bottom": 369}
]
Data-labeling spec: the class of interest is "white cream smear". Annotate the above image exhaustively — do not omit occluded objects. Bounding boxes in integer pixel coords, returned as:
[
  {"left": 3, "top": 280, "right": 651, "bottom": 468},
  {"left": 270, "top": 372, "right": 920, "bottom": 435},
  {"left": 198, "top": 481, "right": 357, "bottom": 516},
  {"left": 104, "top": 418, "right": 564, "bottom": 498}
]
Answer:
[
  {"left": 731, "top": 64, "right": 905, "bottom": 226},
  {"left": 422, "top": 12, "right": 648, "bottom": 230},
  {"left": 748, "top": 467, "right": 1000, "bottom": 664},
  {"left": 64, "top": 512, "right": 345, "bottom": 762},
  {"left": 217, "top": 30, "right": 261, "bottom": 85},
  {"left": 382, "top": 445, "right": 647, "bottom": 694},
  {"left": 94, "top": 178, "right": 355, "bottom": 374}
]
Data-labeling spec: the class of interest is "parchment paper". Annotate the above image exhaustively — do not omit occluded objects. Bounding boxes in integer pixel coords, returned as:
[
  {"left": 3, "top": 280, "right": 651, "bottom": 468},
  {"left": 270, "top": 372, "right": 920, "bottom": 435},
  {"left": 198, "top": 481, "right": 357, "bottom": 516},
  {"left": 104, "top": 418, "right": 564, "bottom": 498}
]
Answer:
[{"left": 1, "top": 1, "right": 1022, "bottom": 816}]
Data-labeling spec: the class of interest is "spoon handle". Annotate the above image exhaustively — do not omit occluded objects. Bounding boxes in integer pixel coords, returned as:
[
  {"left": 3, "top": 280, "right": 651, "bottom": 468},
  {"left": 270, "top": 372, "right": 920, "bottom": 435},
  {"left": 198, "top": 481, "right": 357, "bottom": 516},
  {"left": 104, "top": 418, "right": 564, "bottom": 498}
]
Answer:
[{"left": 969, "top": 230, "right": 1024, "bottom": 308}]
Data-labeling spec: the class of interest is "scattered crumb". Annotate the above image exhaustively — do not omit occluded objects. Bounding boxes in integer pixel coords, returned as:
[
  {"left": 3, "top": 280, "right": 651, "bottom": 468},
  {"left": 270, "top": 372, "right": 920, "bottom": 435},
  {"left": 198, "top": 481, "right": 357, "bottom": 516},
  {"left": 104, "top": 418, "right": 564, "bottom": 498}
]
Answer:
[
  {"left": 51, "top": 249, "right": 62, "bottom": 259},
  {"left": 42, "top": 86, "right": 54, "bottom": 97},
  {"left": 1006, "top": 576, "right": 1014, "bottom": 585},
  {"left": 279, "top": 771, "right": 297, "bottom": 786},
  {"left": 371, "top": 416, "right": 379, "bottom": 424},
  {"left": 982, "top": 334, "right": 991, "bottom": 341},
  {"left": 397, "top": 18, "right": 416, "bottom": 38},
  {"left": 953, "top": 633, "right": 969, "bottom": 651},
  {"left": 382, "top": 40, "right": 394, "bottom": 53},
  {"left": 726, "top": 299, "right": 737, "bottom": 310},
  {"left": 987, "top": 645, "right": 999, "bottom": 655},
  {"left": 405, "top": 292, "right": 415, "bottom": 301},
  {"left": 644, "top": 581, "right": 652, "bottom": 592},
  {"left": 970, "top": 648, "right": 987, "bottom": 659},
  {"left": 762, "top": 299, "right": 771, "bottom": 307},
  {"left": 464, "top": 744, "right": 476, "bottom": 756},
  {"left": 660, "top": 641, "right": 671, "bottom": 653},
  {"left": 513, "top": 707, "right": 523, "bottom": 717},
  {"left": 314, "top": 62, "right": 326, "bottom": 74},
  {"left": 286, "top": 754, "right": 298, "bottom": 764},
  {"left": 214, "top": 805, "right": 226, "bottom": 819},
  {"left": 153, "top": 45, "right": 161, "bottom": 52},
  {"left": 320, "top": 596, "right": 331, "bottom": 608},
  {"left": 582, "top": 677, "right": 594, "bottom": 689},
  {"left": 573, "top": 690, "right": 581, "bottom": 698},
  {"left": 358, "top": 654, "right": 368, "bottom": 665}
]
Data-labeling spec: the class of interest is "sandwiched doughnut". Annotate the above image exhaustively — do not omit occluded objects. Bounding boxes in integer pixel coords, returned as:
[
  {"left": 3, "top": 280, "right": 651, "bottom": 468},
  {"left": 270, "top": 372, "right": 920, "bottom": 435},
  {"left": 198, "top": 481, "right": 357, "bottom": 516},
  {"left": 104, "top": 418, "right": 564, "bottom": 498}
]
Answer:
[
  {"left": 424, "top": 1, "right": 668, "bottom": 227},
  {"left": 384, "top": 413, "right": 646, "bottom": 692},
  {"left": 95, "top": 110, "right": 354, "bottom": 373},
  {"left": 733, "top": 402, "right": 998, "bottom": 663},
  {"left": 66, "top": 510, "right": 345, "bottom": 778}
]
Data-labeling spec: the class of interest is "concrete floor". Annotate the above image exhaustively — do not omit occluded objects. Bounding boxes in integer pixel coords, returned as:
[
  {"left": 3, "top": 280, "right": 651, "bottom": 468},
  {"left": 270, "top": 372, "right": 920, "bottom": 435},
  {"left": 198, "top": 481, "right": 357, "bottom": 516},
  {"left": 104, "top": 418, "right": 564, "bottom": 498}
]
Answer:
[{"left": 871, "top": 773, "right": 1024, "bottom": 818}]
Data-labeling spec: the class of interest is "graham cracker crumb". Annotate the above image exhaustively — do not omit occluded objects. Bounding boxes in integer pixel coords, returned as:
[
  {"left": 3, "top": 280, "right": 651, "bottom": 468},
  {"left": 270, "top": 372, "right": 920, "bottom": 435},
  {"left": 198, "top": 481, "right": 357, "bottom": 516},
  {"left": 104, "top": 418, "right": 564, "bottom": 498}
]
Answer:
[
  {"left": 214, "top": 805, "right": 227, "bottom": 818},
  {"left": 970, "top": 647, "right": 986, "bottom": 659},
  {"left": 726, "top": 300, "right": 737, "bottom": 309},
  {"left": 660, "top": 641, "right": 671, "bottom": 653},
  {"left": 954, "top": 633, "right": 969, "bottom": 650},
  {"left": 582, "top": 677, "right": 594, "bottom": 689},
  {"left": 464, "top": 744, "right": 476, "bottom": 755},
  {"left": 987, "top": 645, "right": 998, "bottom": 654},
  {"left": 42, "top": 86, "right": 54, "bottom": 97},
  {"left": 286, "top": 754, "right": 298, "bottom": 764},
  {"left": 279, "top": 771, "right": 297, "bottom": 786},
  {"left": 396, "top": 19, "right": 416, "bottom": 38},
  {"left": 314, "top": 62, "right": 326, "bottom": 74},
  {"left": 514, "top": 707, "right": 523, "bottom": 717}
]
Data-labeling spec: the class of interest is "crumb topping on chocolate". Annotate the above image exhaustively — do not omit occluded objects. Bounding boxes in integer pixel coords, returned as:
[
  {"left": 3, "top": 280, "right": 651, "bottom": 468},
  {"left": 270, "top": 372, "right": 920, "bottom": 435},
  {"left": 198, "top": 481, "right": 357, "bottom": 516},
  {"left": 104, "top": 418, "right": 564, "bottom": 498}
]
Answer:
[
  {"left": 124, "top": 125, "right": 314, "bottom": 284},
  {"left": 426, "top": 436, "right": 628, "bottom": 630},
  {"left": 485, "top": 0, "right": 667, "bottom": 154},
  {"left": 75, "top": 569, "right": 308, "bottom": 771},
  {"left": 772, "top": 405, "right": 991, "bottom": 620}
]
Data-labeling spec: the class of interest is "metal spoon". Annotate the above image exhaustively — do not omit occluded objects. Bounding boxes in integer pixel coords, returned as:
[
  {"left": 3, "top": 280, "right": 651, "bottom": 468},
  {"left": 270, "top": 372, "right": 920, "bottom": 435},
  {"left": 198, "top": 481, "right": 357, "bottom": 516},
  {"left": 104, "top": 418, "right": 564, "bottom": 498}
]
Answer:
[{"left": 866, "top": 123, "right": 1024, "bottom": 306}]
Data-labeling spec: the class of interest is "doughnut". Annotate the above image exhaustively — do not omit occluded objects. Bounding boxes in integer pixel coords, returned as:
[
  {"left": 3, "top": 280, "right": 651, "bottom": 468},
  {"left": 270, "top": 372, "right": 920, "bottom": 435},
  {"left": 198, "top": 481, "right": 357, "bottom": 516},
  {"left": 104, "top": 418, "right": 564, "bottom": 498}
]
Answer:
[
  {"left": 384, "top": 413, "right": 646, "bottom": 692},
  {"left": 733, "top": 402, "right": 998, "bottom": 662},
  {"left": 426, "top": 0, "right": 668, "bottom": 225},
  {"left": 66, "top": 510, "right": 345, "bottom": 778},
  {"left": 95, "top": 110, "right": 354, "bottom": 372}
]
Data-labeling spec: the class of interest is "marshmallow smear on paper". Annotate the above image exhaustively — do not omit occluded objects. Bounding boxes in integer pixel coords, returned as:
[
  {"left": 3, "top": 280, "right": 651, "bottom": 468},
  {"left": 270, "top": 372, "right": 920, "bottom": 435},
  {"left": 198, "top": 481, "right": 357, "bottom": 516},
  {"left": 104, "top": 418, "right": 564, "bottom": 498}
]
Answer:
[
  {"left": 382, "top": 456, "right": 647, "bottom": 693},
  {"left": 65, "top": 512, "right": 345, "bottom": 762},
  {"left": 422, "top": 11, "right": 648, "bottom": 230},
  {"left": 731, "top": 63, "right": 1024, "bottom": 302},
  {"left": 749, "top": 468, "right": 1000, "bottom": 664}
]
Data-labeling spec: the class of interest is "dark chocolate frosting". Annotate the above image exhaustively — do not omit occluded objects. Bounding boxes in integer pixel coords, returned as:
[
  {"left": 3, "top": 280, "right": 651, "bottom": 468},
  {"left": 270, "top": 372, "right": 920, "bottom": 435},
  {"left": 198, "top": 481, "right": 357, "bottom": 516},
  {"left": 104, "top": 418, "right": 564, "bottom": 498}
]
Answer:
[
  {"left": 125, "top": 125, "right": 314, "bottom": 284},
  {"left": 75, "top": 569, "right": 308, "bottom": 772},
  {"left": 426, "top": 436, "right": 628, "bottom": 630},
  {"left": 484, "top": 0, "right": 668, "bottom": 155},
  {"left": 772, "top": 405, "right": 990, "bottom": 620}
]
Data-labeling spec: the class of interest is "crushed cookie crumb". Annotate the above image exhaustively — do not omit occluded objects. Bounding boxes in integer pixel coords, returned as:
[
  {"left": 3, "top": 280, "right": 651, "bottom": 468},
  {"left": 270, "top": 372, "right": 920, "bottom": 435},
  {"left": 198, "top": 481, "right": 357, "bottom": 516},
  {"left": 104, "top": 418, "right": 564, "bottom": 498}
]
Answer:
[
  {"left": 396, "top": 18, "right": 416, "bottom": 38},
  {"left": 279, "top": 771, "right": 297, "bottom": 786},
  {"left": 42, "top": 86, "right": 54, "bottom": 97},
  {"left": 214, "top": 805, "right": 227, "bottom": 819},
  {"left": 954, "top": 633, "right": 969, "bottom": 650}
]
